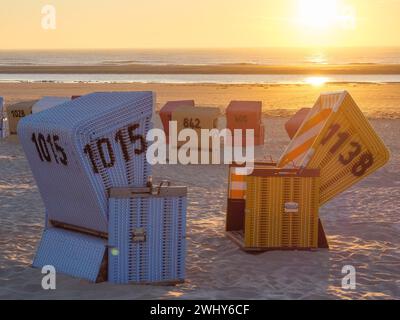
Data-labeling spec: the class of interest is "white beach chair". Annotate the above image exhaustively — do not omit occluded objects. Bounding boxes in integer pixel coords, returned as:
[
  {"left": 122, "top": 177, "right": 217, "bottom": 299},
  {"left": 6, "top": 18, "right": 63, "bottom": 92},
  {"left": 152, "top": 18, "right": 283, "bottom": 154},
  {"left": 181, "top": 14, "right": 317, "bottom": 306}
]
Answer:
[{"left": 32, "top": 96, "right": 71, "bottom": 114}]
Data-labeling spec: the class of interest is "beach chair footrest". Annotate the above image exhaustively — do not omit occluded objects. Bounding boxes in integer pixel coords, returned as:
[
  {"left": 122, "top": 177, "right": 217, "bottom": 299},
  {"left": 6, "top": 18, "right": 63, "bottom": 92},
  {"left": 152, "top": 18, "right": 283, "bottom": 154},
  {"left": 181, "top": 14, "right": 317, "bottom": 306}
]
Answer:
[{"left": 33, "top": 228, "right": 107, "bottom": 283}]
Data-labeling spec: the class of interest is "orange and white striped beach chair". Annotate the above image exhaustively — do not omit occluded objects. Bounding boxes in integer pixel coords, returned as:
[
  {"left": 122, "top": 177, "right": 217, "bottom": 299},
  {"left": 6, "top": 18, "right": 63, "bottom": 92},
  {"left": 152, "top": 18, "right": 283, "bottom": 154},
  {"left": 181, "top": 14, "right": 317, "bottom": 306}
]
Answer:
[{"left": 278, "top": 91, "right": 390, "bottom": 204}]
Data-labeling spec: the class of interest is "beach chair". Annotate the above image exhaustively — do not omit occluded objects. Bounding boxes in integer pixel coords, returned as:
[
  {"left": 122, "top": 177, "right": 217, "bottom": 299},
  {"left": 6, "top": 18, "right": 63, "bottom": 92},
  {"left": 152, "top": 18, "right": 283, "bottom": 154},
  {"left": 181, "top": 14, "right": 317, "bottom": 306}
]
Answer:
[
  {"left": 7, "top": 100, "right": 37, "bottom": 135},
  {"left": 20, "top": 92, "right": 154, "bottom": 282},
  {"left": 18, "top": 92, "right": 154, "bottom": 233},
  {"left": 108, "top": 183, "right": 187, "bottom": 285},
  {"left": 8, "top": 100, "right": 36, "bottom": 134},
  {"left": 226, "top": 91, "right": 389, "bottom": 252},
  {"left": 278, "top": 91, "right": 390, "bottom": 204},
  {"left": 285, "top": 107, "right": 311, "bottom": 139},
  {"left": 159, "top": 100, "right": 195, "bottom": 143},
  {"left": 20, "top": 92, "right": 188, "bottom": 284},
  {"left": 32, "top": 96, "right": 70, "bottom": 114},
  {"left": 226, "top": 101, "right": 264, "bottom": 146},
  {"left": 223, "top": 91, "right": 389, "bottom": 251},
  {"left": 172, "top": 106, "right": 220, "bottom": 149},
  {"left": 0, "top": 97, "right": 3, "bottom": 138}
]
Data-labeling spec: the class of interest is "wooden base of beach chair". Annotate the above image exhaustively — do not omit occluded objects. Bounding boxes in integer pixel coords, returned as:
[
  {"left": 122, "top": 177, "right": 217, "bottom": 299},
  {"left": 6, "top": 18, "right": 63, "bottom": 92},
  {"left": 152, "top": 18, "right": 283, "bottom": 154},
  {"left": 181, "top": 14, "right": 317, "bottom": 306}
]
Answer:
[
  {"left": 226, "top": 199, "right": 245, "bottom": 232},
  {"left": 96, "top": 252, "right": 109, "bottom": 283},
  {"left": 226, "top": 191, "right": 329, "bottom": 252},
  {"left": 226, "top": 208, "right": 329, "bottom": 253},
  {"left": 128, "top": 279, "right": 185, "bottom": 286},
  {"left": 317, "top": 218, "right": 329, "bottom": 249},
  {"left": 226, "top": 218, "right": 329, "bottom": 252},
  {"left": 50, "top": 220, "right": 108, "bottom": 239}
]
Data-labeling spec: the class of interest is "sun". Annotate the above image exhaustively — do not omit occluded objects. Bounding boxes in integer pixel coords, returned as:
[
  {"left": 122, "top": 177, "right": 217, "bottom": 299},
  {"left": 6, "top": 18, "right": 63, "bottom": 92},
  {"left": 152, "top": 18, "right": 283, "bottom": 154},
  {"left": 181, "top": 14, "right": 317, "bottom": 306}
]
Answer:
[{"left": 297, "top": 0, "right": 339, "bottom": 29}]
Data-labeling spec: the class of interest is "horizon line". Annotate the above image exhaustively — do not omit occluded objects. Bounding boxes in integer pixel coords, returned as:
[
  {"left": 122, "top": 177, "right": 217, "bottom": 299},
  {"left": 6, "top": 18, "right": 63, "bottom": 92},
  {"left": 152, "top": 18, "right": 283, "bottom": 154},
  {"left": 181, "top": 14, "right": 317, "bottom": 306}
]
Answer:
[{"left": 1, "top": 46, "right": 400, "bottom": 51}]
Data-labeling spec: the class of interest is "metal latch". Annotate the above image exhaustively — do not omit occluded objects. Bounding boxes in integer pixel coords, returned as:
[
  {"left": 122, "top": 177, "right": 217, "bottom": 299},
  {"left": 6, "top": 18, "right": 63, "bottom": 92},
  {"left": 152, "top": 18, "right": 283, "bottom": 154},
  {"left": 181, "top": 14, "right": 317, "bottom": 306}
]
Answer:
[
  {"left": 284, "top": 202, "right": 299, "bottom": 213},
  {"left": 151, "top": 180, "right": 172, "bottom": 195},
  {"left": 131, "top": 228, "right": 146, "bottom": 242}
]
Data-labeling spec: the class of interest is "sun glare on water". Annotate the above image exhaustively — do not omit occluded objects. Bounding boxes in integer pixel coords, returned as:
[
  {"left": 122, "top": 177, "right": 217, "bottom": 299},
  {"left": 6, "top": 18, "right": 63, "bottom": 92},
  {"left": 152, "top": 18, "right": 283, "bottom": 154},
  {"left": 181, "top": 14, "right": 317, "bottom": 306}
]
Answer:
[{"left": 305, "top": 76, "right": 329, "bottom": 86}]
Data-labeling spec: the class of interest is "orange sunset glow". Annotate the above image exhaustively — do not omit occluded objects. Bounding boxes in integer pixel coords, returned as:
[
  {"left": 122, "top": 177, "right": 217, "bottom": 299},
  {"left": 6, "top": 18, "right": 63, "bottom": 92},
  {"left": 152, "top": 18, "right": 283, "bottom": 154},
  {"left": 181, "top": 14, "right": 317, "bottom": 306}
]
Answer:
[{"left": 0, "top": 0, "right": 399, "bottom": 49}]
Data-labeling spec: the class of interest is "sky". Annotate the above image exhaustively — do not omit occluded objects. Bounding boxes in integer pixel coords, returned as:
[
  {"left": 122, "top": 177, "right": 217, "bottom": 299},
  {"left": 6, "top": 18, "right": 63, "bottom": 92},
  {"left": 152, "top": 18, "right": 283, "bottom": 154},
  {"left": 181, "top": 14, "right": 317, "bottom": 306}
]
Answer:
[{"left": 0, "top": 0, "right": 399, "bottom": 49}]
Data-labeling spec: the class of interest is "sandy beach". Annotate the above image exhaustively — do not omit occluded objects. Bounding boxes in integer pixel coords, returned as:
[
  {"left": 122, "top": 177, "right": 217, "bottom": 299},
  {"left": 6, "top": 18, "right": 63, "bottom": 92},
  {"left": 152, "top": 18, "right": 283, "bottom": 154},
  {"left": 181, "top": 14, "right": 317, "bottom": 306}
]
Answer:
[
  {"left": 1, "top": 82, "right": 400, "bottom": 118},
  {"left": 0, "top": 82, "right": 399, "bottom": 299}
]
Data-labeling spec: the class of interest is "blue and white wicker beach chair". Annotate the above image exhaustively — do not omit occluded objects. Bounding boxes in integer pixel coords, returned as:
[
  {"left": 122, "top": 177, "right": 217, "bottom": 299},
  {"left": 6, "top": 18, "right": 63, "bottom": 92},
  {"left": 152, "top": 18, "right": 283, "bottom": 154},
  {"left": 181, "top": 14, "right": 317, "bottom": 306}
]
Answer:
[
  {"left": 18, "top": 92, "right": 154, "bottom": 233},
  {"left": 108, "top": 182, "right": 187, "bottom": 284}
]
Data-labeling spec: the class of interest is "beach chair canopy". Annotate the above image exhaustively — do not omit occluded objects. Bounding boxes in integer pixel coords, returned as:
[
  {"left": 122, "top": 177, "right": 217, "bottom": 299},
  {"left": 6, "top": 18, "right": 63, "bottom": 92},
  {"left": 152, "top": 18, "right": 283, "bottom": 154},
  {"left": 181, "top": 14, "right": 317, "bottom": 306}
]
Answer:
[
  {"left": 226, "top": 100, "right": 264, "bottom": 145},
  {"left": 285, "top": 107, "right": 311, "bottom": 139},
  {"left": 7, "top": 100, "right": 37, "bottom": 135},
  {"left": 160, "top": 100, "right": 195, "bottom": 142},
  {"left": 171, "top": 106, "right": 220, "bottom": 149},
  {"left": 278, "top": 91, "right": 390, "bottom": 204},
  {"left": 32, "top": 96, "right": 71, "bottom": 114},
  {"left": 227, "top": 100, "right": 262, "bottom": 115}
]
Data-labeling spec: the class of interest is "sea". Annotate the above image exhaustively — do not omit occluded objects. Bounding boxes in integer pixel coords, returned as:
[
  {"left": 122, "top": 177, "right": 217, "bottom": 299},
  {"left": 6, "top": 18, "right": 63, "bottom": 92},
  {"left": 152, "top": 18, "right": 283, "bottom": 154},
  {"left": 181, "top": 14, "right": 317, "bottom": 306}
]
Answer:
[{"left": 0, "top": 47, "right": 400, "bottom": 84}]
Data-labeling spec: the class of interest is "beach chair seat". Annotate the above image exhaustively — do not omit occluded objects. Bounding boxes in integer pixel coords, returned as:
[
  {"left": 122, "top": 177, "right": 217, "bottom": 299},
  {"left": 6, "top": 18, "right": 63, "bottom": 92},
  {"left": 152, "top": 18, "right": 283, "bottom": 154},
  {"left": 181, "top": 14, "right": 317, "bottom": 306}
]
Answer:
[
  {"left": 285, "top": 107, "right": 311, "bottom": 139},
  {"left": 172, "top": 106, "right": 220, "bottom": 149},
  {"left": 108, "top": 183, "right": 187, "bottom": 284},
  {"left": 159, "top": 100, "right": 195, "bottom": 143},
  {"left": 278, "top": 91, "right": 390, "bottom": 204},
  {"left": 226, "top": 101, "right": 264, "bottom": 146},
  {"left": 7, "top": 100, "right": 37, "bottom": 135},
  {"left": 18, "top": 92, "right": 154, "bottom": 233},
  {"left": 32, "top": 96, "right": 71, "bottom": 114}
]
